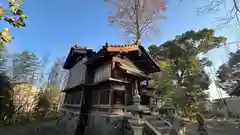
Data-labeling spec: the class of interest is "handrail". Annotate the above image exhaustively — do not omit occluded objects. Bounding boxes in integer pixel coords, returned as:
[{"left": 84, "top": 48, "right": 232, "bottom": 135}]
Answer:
[
  {"left": 159, "top": 117, "right": 172, "bottom": 128},
  {"left": 143, "top": 115, "right": 174, "bottom": 135},
  {"left": 109, "top": 117, "right": 132, "bottom": 135},
  {"left": 144, "top": 120, "right": 162, "bottom": 135},
  {"left": 108, "top": 115, "right": 174, "bottom": 135}
]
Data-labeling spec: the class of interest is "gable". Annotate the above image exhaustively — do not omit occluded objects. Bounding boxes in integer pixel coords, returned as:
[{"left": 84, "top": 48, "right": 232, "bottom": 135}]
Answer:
[
  {"left": 63, "top": 45, "right": 95, "bottom": 70},
  {"left": 87, "top": 43, "right": 161, "bottom": 73}
]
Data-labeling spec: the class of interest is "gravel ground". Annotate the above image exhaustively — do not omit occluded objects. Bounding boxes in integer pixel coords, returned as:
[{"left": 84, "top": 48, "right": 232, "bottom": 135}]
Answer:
[
  {"left": 1, "top": 119, "right": 239, "bottom": 135},
  {"left": 185, "top": 119, "right": 240, "bottom": 135},
  {"left": 0, "top": 120, "right": 59, "bottom": 135}
]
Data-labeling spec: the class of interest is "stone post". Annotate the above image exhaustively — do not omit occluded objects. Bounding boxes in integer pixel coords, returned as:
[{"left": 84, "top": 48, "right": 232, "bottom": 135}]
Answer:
[
  {"left": 126, "top": 94, "right": 149, "bottom": 135},
  {"left": 128, "top": 116, "right": 145, "bottom": 135}
]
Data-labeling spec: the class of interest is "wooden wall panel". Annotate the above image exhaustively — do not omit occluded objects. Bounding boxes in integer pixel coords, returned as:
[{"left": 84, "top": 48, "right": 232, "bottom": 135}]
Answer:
[
  {"left": 93, "top": 62, "right": 111, "bottom": 83},
  {"left": 112, "top": 68, "right": 125, "bottom": 80},
  {"left": 66, "top": 57, "right": 88, "bottom": 89}
]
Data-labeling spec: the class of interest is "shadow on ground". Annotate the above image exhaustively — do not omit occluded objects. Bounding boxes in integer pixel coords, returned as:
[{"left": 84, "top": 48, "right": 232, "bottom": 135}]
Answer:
[
  {"left": 1, "top": 119, "right": 240, "bottom": 135},
  {"left": 0, "top": 120, "right": 61, "bottom": 135}
]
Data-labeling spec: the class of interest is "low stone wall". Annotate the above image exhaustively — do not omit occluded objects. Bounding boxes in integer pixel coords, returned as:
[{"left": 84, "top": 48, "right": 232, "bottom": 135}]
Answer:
[
  {"left": 226, "top": 97, "right": 240, "bottom": 116},
  {"left": 84, "top": 112, "right": 123, "bottom": 135},
  {"left": 58, "top": 109, "right": 123, "bottom": 135},
  {"left": 58, "top": 109, "right": 79, "bottom": 135}
]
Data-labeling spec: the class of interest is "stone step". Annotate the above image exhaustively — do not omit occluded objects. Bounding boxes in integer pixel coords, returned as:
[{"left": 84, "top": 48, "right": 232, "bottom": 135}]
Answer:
[
  {"left": 152, "top": 123, "right": 168, "bottom": 127},
  {"left": 156, "top": 127, "right": 171, "bottom": 135},
  {"left": 149, "top": 119, "right": 171, "bottom": 127},
  {"left": 146, "top": 121, "right": 171, "bottom": 134},
  {"left": 156, "top": 126, "right": 171, "bottom": 130},
  {"left": 150, "top": 120, "right": 168, "bottom": 125},
  {"left": 144, "top": 115, "right": 173, "bottom": 135},
  {"left": 159, "top": 128, "right": 171, "bottom": 134},
  {"left": 144, "top": 116, "right": 162, "bottom": 122}
]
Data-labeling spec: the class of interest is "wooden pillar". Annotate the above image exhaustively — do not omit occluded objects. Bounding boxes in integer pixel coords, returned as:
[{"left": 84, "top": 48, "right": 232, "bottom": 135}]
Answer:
[
  {"left": 97, "top": 90, "right": 100, "bottom": 111},
  {"left": 124, "top": 89, "right": 127, "bottom": 112},
  {"left": 109, "top": 89, "right": 112, "bottom": 113}
]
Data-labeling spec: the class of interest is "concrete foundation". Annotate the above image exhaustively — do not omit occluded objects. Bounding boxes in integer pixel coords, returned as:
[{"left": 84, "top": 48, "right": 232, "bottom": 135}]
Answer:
[{"left": 58, "top": 109, "right": 79, "bottom": 135}]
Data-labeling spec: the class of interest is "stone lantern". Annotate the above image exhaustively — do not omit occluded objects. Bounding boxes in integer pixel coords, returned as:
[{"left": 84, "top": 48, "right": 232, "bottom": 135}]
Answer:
[{"left": 126, "top": 94, "right": 149, "bottom": 135}]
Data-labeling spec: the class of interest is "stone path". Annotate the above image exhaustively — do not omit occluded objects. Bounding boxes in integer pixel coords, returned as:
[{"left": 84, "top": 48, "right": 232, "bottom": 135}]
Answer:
[{"left": 186, "top": 119, "right": 240, "bottom": 135}]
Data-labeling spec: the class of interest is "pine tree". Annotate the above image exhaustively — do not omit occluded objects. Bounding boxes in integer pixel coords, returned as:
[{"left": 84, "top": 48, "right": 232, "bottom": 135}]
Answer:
[{"left": 11, "top": 51, "right": 39, "bottom": 82}]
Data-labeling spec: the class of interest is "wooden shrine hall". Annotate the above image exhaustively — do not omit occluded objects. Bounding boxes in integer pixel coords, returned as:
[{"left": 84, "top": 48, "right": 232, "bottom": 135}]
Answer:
[{"left": 61, "top": 41, "right": 161, "bottom": 115}]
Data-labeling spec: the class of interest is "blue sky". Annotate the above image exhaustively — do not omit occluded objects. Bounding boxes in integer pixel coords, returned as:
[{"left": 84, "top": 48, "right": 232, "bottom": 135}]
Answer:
[{"left": 1, "top": 0, "right": 239, "bottom": 99}]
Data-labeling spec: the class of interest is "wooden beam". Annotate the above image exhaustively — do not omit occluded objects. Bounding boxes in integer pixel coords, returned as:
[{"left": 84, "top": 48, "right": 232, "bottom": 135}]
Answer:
[{"left": 99, "top": 105, "right": 111, "bottom": 108}]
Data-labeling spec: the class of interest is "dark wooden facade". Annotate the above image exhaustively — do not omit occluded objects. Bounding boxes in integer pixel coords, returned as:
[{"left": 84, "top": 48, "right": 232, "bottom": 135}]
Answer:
[{"left": 61, "top": 43, "right": 161, "bottom": 135}]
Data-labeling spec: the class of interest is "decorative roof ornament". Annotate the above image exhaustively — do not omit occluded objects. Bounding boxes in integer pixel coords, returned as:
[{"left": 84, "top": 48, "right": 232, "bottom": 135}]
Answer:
[
  {"left": 73, "top": 43, "right": 79, "bottom": 48},
  {"left": 105, "top": 42, "right": 109, "bottom": 47}
]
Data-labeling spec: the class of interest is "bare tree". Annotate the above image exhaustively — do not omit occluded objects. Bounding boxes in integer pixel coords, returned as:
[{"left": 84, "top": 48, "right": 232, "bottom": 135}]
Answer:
[
  {"left": 197, "top": 0, "right": 240, "bottom": 28},
  {"left": 12, "top": 83, "right": 37, "bottom": 121},
  {"left": 105, "top": 0, "right": 166, "bottom": 41}
]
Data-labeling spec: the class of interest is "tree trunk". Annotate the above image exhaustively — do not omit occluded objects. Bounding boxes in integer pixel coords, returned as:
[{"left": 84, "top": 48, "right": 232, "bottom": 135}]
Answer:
[{"left": 135, "top": 0, "right": 140, "bottom": 41}]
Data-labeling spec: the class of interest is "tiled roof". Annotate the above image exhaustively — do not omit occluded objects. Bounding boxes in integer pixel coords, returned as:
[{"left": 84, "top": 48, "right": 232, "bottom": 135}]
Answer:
[
  {"left": 113, "top": 57, "right": 138, "bottom": 69},
  {"left": 113, "top": 57, "right": 149, "bottom": 79},
  {"left": 101, "top": 41, "right": 161, "bottom": 73},
  {"left": 66, "top": 41, "right": 161, "bottom": 73},
  {"left": 105, "top": 42, "right": 139, "bottom": 53}
]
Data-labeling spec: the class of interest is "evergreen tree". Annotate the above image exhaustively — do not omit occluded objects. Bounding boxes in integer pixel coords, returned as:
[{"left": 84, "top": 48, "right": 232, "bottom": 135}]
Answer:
[
  {"left": 216, "top": 49, "right": 240, "bottom": 96},
  {"left": 148, "top": 28, "right": 226, "bottom": 118},
  {"left": 11, "top": 50, "right": 39, "bottom": 82}
]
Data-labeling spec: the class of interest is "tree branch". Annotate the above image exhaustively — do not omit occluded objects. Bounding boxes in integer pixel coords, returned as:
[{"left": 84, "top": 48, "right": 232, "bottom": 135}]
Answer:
[
  {"left": 233, "top": 0, "right": 240, "bottom": 12},
  {"left": 139, "top": 15, "right": 156, "bottom": 34},
  {"left": 124, "top": 5, "right": 136, "bottom": 24}
]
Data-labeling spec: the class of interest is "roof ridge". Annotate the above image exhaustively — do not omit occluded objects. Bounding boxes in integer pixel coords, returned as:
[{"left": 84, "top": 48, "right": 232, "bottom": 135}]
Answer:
[
  {"left": 72, "top": 44, "right": 94, "bottom": 50},
  {"left": 105, "top": 42, "right": 140, "bottom": 47}
]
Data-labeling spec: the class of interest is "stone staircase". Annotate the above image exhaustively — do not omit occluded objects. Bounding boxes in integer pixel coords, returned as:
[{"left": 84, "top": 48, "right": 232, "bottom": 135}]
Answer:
[{"left": 144, "top": 115, "right": 172, "bottom": 135}]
